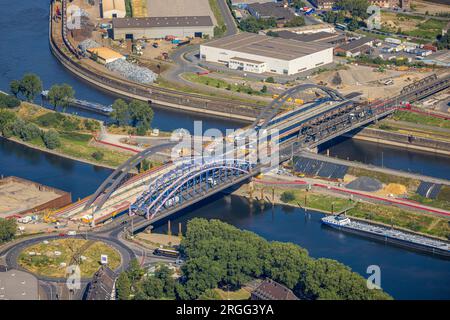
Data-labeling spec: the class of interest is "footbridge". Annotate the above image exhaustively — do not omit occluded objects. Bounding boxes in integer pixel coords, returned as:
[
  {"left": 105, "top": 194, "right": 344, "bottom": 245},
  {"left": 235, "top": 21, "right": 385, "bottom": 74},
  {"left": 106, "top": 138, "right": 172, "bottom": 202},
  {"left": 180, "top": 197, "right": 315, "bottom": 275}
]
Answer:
[{"left": 58, "top": 74, "right": 450, "bottom": 229}]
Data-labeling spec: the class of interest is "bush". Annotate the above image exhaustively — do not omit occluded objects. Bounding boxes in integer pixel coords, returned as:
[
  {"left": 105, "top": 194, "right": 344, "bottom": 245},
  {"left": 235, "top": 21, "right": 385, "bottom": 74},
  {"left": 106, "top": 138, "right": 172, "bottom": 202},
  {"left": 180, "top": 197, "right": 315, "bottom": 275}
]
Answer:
[
  {"left": 265, "top": 77, "right": 275, "bottom": 83},
  {"left": 42, "top": 129, "right": 61, "bottom": 149},
  {"left": 91, "top": 151, "right": 104, "bottom": 161},
  {"left": 280, "top": 191, "right": 296, "bottom": 203},
  {"left": 0, "top": 93, "right": 21, "bottom": 109}
]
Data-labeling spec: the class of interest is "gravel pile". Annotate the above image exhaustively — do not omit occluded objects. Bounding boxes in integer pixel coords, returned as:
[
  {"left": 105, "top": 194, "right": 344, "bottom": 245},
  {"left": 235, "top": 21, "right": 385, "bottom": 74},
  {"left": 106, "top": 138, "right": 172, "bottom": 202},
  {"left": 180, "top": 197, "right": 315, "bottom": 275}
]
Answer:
[
  {"left": 78, "top": 39, "right": 101, "bottom": 53},
  {"left": 105, "top": 59, "right": 158, "bottom": 84},
  {"left": 346, "top": 176, "right": 382, "bottom": 192}
]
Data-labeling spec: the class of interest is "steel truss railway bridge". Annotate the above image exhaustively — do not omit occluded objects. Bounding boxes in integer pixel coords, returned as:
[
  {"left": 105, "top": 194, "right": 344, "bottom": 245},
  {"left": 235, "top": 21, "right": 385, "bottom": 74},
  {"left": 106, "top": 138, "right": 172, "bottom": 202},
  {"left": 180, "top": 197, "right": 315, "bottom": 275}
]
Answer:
[{"left": 81, "top": 74, "right": 450, "bottom": 231}]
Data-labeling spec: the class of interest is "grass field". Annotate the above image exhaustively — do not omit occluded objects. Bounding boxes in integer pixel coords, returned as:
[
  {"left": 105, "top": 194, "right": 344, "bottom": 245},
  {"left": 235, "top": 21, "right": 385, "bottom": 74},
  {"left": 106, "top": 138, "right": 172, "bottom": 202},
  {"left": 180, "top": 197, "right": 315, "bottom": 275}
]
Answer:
[
  {"left": 392, "top": 110, "right": 450, "bottom": 129},
  {"left": 18, "top": 238, "right": 121, "bottom": 278},
  {"left": 214, "top": 288, "right": 251, "bottom": 300},
  {"left": 381, "top": 12, "right": 449, "bottom": 39},
  {"left": 182, "top": 73, "right": 269, "bottom": 97},
  {"left": 10, "top": 103, "right": 136, "bottom": 168}
]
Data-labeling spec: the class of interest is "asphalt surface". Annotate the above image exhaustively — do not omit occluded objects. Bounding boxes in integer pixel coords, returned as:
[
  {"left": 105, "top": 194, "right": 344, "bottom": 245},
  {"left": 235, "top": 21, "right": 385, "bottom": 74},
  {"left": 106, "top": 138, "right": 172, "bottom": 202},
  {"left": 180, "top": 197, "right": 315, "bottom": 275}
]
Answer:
[{"left": 164, "top": 0, "right": 238, "bottom": 86}]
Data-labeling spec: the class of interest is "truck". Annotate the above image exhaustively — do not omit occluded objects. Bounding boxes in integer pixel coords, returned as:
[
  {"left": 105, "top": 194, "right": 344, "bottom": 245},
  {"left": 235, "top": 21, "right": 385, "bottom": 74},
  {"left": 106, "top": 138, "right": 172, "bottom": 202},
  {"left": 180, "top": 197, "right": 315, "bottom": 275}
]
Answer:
[{"left": 18, "top": 216, "right": 32, "bottom": 224}]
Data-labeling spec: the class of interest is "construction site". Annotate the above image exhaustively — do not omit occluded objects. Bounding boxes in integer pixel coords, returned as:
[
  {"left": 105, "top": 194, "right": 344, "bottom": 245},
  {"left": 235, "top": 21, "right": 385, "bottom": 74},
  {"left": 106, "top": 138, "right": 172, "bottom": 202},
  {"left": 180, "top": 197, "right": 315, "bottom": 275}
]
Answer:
[{"left": 0, "top": 176, "right": 72, "bottom": 217}]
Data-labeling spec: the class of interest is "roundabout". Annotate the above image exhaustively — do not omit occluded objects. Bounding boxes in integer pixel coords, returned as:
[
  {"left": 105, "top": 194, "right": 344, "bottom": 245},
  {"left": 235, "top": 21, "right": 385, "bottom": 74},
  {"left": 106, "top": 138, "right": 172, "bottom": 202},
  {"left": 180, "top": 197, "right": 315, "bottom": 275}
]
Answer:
[{"left": 1, "top": 234, "right": 135, "bottom": 282}]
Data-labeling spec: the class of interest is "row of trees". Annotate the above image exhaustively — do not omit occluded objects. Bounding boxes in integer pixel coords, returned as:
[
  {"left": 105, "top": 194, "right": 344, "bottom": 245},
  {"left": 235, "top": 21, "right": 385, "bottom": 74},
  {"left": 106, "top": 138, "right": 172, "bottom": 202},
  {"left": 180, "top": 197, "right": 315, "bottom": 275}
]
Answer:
[
  {"left": 0, "top": 218, "right": 17, "bottom": 244},
  {"left": 110, "top": 99, "right": 154, "bottom": 135},
  {"left": 9, "top": 74, "right": 75, "bottom": 112},
  {"left": 177, "top": 218, "right": 391, "bottom": 300},
  {"left": 116, "top": 259, "right": 177, "bottom": 300},
  {"left": 0, "top": 109, "right": 61, "bottom": 149},
  {"left": 10, "top": 73, "right": 43, "bottom": 102},
  {"left": 117, "top": 219, "right": 392, "bottom": 300}
]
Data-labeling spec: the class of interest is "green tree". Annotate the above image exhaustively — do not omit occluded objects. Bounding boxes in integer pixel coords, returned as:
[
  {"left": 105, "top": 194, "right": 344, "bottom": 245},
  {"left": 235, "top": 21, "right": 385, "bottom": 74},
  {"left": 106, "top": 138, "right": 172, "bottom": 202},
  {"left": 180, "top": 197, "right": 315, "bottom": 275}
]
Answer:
[
  {"left": 47, "top": 84, "right": 75, "bottom": 111},
  {"left": 42, "top": 129, "right": 61, "bottom": 150},
  {"left": 336, "top": 0, "right": 369, "bottom": 19},
  {"left": 111, "top": 99, "right": 130, "bottom": 126},
  {"left": 0, "top": 93, "right": 21, "bottom": 109},
  {"left": 91, "top": 151, "right": 104, "bottom": 161},
  {"left": 138, "top": 277, "right": 164, "bottom": 299},
  {"left": 0, "top": 218, "right": 17, "bottom": 243},
  {"left": 260, "top": 85, "right": 268, "bottom": 93},
  {"left": 265, "top": 77, "right": 275, "bottom": 83},
  {"left": 129, "top": 99, "right": 153, "bottom": 128},
  {"left": 127, "top": 258, "right": 145, "bottom": 285},
  {"left": 116, "top": 272, "right": 132, "bottom": 300},
  {"left": 19, "top": 73, "right": 43, "bottom": 102},
  {"left": 280, "top": 190, "right": 296, "bottom": 203},
  {"left": 9, "top": 80, "right": 21, "bottom": 97},
  {"left": 0, "top": 109, "right": 17, "bottom": 134}
]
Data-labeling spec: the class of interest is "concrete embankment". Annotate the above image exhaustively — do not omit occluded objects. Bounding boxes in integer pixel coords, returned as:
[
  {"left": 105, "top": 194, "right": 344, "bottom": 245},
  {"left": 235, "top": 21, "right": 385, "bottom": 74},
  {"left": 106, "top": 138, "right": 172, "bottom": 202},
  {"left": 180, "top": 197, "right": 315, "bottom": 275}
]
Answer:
[
  {"left": 48, "top": 5, "right": 257, "bottom": 122},
  {"left": 346, "top": 127, "right": 450, "bottom": 156}
]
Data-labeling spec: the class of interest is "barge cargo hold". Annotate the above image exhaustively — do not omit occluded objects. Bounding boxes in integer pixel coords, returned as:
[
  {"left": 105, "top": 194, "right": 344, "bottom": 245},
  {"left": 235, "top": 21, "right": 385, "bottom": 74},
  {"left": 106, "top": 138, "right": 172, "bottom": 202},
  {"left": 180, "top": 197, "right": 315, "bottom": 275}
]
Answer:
[{"left": 321, "top": 215, "right": 450, "bottom": 258}]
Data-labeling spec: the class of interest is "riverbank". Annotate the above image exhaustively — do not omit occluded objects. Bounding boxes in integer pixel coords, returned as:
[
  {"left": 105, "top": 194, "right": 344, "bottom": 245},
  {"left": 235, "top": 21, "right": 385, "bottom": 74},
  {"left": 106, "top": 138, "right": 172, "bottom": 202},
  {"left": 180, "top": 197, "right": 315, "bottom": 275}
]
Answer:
[
  {"left": 235, "top": 181, "right": 449, "bottom": 240},
  {"left": 48, "top": 1, "right": 260, "bottom": 122},
  {"left": 0, "top": 102, "right": 137, "bottom": 169}
]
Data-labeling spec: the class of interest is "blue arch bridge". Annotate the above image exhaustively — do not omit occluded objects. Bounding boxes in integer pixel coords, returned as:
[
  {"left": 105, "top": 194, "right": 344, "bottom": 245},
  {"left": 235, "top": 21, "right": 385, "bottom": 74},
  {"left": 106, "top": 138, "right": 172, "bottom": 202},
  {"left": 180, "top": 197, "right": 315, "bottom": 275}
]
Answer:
[{"left": 82, "top": 74, "right": 450, "bottom": 231}]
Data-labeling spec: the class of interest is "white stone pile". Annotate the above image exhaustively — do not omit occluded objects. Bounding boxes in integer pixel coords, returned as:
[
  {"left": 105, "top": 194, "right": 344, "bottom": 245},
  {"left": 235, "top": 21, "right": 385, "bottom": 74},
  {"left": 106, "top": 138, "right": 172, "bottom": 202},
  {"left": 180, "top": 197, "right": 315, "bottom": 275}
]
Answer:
[
  {"left": 78, "top": 39, "right": 101, "bottom": 53},
  {"left": 105, "top": 59, "right": 158, "bottom": 84}
]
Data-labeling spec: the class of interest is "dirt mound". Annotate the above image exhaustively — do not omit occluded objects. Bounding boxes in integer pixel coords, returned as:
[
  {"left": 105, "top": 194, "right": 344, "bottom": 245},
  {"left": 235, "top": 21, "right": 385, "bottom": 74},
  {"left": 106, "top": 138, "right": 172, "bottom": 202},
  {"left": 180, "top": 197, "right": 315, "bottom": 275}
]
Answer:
[
  {"left": 382, "top": 183, "right": 407, "bottom": 195},
  {"left": 346, "top": 176, "right": 382, "bottom": 192}
]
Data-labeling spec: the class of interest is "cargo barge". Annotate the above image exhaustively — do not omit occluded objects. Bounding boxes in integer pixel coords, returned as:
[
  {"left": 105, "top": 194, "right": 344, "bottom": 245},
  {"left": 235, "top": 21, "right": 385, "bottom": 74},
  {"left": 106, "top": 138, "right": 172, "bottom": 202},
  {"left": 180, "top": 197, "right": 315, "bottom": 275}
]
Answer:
[
  {"left": 41, "top": 90, "right": 113, "bottom": 115},
  {"left": 321, "top": 215, "right": 450, "bottom": 258}
]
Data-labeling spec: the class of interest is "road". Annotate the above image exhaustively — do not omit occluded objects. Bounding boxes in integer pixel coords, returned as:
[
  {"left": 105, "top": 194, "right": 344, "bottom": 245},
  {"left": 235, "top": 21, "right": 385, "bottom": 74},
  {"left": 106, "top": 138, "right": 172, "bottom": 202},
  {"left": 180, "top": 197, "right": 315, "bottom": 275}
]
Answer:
[{"left": 164, "top": 0, "right": 238, "bottom": 87}]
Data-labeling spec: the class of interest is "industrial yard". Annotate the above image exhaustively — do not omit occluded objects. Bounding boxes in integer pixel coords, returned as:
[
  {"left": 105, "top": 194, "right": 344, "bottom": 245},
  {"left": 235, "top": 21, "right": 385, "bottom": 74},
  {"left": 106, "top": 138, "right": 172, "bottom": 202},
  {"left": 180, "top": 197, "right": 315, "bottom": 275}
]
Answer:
[{"left": 0, "top": 177, "right": 71, "bottom": 217}]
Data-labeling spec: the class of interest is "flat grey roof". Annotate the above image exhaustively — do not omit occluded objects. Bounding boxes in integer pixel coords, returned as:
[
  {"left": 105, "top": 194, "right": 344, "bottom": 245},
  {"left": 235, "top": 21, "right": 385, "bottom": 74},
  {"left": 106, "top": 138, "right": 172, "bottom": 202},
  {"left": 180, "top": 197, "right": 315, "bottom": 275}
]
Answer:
[
  {"left": 202, "top": 32, "right": 333, "bottom": 61},
  {"left": 276, "top": 30, "right": 346, "bottom": 44},
  {"left": 337, "top": 37, "right": 375, "bottom": 52},
  {"left": 112, "top": 16, "right": 213, "bottom": 29},
  {"left": 0, "top": 270, "right": 39, "bottom": 300}
]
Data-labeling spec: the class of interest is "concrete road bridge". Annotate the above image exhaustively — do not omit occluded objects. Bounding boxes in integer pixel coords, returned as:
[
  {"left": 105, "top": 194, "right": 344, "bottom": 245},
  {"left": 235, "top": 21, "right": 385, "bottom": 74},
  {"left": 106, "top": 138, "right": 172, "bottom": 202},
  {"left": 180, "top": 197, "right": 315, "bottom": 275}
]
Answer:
[{"left": 56, "top": 73, "right": 450, "bottom": 231}]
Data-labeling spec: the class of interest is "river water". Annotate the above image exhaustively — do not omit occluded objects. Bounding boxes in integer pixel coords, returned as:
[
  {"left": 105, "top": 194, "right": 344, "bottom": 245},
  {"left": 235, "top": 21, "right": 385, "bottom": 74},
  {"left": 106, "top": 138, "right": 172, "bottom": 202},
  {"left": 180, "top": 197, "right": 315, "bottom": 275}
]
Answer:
[{"left": 0, "top": 0, "right": 449, "bottom": 300}]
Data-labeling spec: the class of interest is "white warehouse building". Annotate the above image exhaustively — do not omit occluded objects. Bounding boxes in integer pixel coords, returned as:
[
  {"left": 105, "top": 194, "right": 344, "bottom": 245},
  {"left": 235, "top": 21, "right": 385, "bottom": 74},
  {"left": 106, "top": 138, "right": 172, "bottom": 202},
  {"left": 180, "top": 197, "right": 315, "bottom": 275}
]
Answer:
[{"left": 200, "top": 33, "right": 334, "bottom": 75}]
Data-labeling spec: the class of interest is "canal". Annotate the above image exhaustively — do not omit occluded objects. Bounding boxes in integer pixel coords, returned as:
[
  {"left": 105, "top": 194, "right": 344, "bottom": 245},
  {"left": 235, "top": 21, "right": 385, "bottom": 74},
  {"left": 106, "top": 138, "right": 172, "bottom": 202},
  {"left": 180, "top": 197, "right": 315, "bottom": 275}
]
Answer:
[{"left": 1, "top": 0, "right": 449, "bottom": 300}]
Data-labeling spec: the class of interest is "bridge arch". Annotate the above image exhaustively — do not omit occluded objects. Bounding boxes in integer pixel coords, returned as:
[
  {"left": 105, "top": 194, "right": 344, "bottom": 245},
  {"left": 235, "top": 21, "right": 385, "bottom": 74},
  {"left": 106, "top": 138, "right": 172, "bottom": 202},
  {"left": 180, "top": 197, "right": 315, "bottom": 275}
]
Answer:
[
  {"left": 133, "top": 159, "right": 254, "bottom": 219},
  {"left": 84, "top": 142, "right": 177, "bottom": 212},
  {"left": 252, "top": 83, "right": 345, "bottom": 131}
]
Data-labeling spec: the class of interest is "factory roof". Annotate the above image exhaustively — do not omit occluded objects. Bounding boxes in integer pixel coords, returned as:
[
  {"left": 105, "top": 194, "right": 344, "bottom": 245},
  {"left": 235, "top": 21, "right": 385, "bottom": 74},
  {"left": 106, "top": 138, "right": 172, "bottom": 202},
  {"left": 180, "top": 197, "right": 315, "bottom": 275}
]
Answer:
[
  {"left": 337, "top": 37, "right": 375, "bottom": 52},
  {"left": 275, "top": 30, "right": 346, "bottom": 44},
  {"left": 0, "top": 270, "right": 39, "bottom": 300},
  {"left": 86, "top": 47, "right": 124, "bottom": 61},
  {"left": 202, "top": 32, "right": 332, "bottom": 61},
  {"left": 251, "top": 279, "right": 299, "bottom": 300},
  {"left": 112, "top": 16, "right": 214, "bottom": 29},
  {"left": 247, "top": 2, "right": 296, "bottom": 21}
]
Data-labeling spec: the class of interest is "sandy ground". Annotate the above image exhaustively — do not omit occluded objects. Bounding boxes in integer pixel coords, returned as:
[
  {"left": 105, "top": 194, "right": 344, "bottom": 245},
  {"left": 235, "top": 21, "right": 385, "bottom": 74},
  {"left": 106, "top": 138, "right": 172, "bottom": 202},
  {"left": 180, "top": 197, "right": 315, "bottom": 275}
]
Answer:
[
  {"left": 136, "top": 233, "right": 181, "bottom": 247},
  {"left": 0, "top": 181, "right": 61, "bottom": 217},
  {"left": 411, "top": 0, "right": 450, "bottom": 14},
  {"left": 146, "top": 0, "right": 216, "bottom": 24},
  {"left": 312, "top": 64, "right": 432, "bottom": 100}
]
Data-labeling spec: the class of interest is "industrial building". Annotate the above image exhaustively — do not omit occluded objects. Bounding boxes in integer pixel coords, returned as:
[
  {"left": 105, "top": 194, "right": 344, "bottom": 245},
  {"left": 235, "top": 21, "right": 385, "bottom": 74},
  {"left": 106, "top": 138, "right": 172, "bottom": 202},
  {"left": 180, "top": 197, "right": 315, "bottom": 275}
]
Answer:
[
  {"left": 275, "top": 30, "right": 347, "bottom": 46},
  {"left": 112, "top": 16, "right": 214, "bottom": 40},
  {"left": 231, "top": 0, "right": 277, "bottom": 9},
  {"left": 86, "top": 47, "right": 125, "bottom": 64},
  {"left": 247, "top": 2, "right": 296, "bottom": 27},
  {"left": 200, "top": 32, "right": 333, "bottom": 75},
  {"left": 101, "top": 0, "right": 126, "bottom": 19},
  {"left": 334, "top": 37, "right": 375, "bottom": 57}
]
